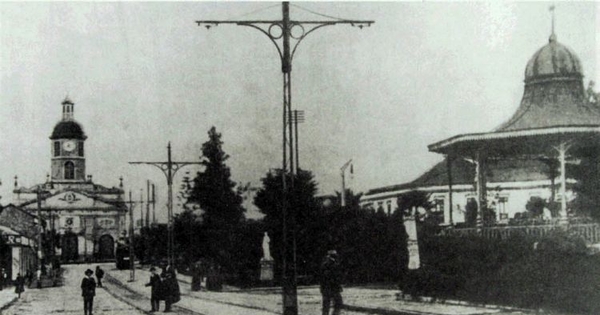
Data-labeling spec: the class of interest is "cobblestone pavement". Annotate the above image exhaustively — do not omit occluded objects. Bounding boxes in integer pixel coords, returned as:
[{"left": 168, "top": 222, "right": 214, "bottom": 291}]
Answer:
[{"left": 1, "top": 264, "right": 146, "bottom": 315}]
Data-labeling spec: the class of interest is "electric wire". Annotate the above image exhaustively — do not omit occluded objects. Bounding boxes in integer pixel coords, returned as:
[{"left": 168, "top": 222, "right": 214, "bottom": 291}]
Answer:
[
  {"left": 290, "top": 4, "right": 348, "bottom": 22},
  {"left": 223, "top": 3, "right": 281, "bottom": 21}
]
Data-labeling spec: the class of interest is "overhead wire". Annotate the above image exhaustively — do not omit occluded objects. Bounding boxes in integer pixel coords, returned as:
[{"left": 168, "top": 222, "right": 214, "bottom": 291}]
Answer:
[
  {"left": 290, "top": 4, "right": 348, "bottom": 22},
  {"left": 222, "top": 3, "right": 281, "bottom": 21}
]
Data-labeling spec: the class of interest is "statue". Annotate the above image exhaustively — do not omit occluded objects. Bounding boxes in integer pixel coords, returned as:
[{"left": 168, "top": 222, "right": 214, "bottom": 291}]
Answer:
[
  {"left": 261, "top": 232, "right": 272, "bottom": 261},
  {"left": 587, "top": 80, "right": 599, "bottom": 104}
]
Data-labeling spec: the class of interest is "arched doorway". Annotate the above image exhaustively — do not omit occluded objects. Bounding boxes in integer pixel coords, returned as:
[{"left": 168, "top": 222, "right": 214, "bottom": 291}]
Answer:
[
  {"left": 98, "top": 234, "right": 115, "bottom": 260},
  {"left": 61, "top": 233, "right": 78, "bottom": 262}
]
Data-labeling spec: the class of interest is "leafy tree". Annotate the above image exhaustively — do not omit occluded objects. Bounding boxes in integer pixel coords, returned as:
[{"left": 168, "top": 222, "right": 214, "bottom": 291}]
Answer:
[
  {"left": 186, "top": 127, "right": 246, "bottom": 273},
  {"left": 254, "top": 168, "right": 321, "bottom": 280},
  {"left": 570, "top": 147, "right": 600, "bottom": 220}
]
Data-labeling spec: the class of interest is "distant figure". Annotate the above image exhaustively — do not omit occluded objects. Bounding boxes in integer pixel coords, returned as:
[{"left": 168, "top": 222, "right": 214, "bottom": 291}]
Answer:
[
  {"left": 145, "top": 267, "right": 162, "bottom": 312},
  {"left": 14, "top": 273, "right": 25, "bottom": 298},
  {"left": 320, "top": 250, "right": 343, "bottom": 315},
  {"left": 36, "top": 269, "right": 42, "bottom": 289},
  {"left": 191, "top": 262, "right": 203, "bottom": 292},
  {"left": 26, "top": 270, "right": 33, "bottom": 287},
  {"left": 161, "top": 265, "right": 180, "bottom": 312},
  {"left": 587, "top": 80, "right": 599, "bottom": 104},
  {"left": 261, "top": 232, "right": 273, "bottom": 261},
  {"left": 81, "top": 269, "right": 96, "bottom": 315},
  {"left": 95, "top": 266, "right": 104, "bottom": 288},
  {"left": 0, "top": 268, "right": 6, "bottom": 290}
]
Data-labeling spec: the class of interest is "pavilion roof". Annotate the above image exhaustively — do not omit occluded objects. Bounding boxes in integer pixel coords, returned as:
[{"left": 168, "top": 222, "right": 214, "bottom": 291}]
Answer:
[{"left": 364, "top": 157, "right": 551, "bottom": 197}]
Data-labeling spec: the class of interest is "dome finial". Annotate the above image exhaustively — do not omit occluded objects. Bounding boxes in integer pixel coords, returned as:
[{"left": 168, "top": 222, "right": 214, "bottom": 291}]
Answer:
[{"left": 549, "top": 4, "right": 556, "bottom": 42}]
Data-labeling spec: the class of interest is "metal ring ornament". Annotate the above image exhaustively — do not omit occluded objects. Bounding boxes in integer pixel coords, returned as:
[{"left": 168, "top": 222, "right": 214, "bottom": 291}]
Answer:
[
  {"left": 268, "top": 23, "right": 284, "bottom": 39},
  {"left": 289, "top": 23, "right": 305, "bottom": 39}
]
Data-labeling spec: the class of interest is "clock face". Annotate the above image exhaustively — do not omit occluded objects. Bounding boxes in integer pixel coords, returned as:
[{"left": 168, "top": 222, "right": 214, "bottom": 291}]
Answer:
[{"left": 62, "top": 140, "right": 76, "bottom": 152}]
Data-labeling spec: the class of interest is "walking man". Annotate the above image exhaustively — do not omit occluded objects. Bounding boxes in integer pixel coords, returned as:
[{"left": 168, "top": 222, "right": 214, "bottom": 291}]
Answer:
[
  {"left": 161, "top": 265, "right": 180, "bottom": 312},
  {"left": 145, "top": 267, "right": 162, "bottom": 312},
  {"left": 320, "top": 250, "right": 343, "bottom": 315},
  {"left": 81, "top": 269, "right": 96, "bottom": 315},
  {"left": 14, "top": 273, "right": 25, "bottom": 298},
  {"left": 95, "top": 266, "right": 104, "bottom": 288}
]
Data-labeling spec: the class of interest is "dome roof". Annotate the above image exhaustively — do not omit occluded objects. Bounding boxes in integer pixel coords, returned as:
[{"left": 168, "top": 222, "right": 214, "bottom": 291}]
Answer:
[
  {"left": 524, "top": 35, "right": 582, "bottom": 82},
  {"left": 50, "top": 120, "right": 87, "bottom": 140}
]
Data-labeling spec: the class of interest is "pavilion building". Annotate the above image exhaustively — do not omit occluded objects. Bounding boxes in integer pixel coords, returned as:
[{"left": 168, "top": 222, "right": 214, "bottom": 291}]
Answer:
[{"left": 361, "top": 27, "right": 598, "bottom": 227}]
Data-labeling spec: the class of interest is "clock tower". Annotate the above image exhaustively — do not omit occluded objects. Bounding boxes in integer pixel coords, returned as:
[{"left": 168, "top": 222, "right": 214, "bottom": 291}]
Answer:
[{"left": 49, "top": 97, "right": 87, "bottom": 182}]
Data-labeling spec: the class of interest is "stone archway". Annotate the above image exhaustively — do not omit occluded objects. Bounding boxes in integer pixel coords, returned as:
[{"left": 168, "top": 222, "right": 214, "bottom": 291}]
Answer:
[
  {"left": 61, "top": 232, "right": 79, "bottom": 262},
  {"left": 98, "top": 234, "right": 115, "bottom": 260}
]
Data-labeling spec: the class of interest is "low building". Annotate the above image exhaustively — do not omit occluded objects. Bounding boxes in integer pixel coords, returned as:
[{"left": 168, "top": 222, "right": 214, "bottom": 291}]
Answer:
[{"left": 0, "top": 204, "right": 38, "bottom": 281}]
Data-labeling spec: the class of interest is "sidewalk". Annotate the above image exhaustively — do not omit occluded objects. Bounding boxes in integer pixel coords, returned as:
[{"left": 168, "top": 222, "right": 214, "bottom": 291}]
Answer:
[
  {"left": 106, "top": 266, "right": 532, "bottom": 315},
  {"left": 0, "top": 287, "right": 18, "bottom": 311}
]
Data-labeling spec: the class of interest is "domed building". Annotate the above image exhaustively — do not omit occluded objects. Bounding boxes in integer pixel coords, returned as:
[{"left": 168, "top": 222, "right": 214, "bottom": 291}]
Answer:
[
  {"left": 13, "top": 97, "right": 127, "bottom": 263},
  {"left": 361, "top": 30, "right": 600, "bottom": 230}
]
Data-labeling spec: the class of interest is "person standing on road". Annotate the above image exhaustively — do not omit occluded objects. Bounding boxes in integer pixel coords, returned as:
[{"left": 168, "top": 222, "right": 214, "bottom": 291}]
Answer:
[
  {"left": 145, "top": 267, "right": 163, "bottom": 312},
  {"left": 36, "top": 268, "right": 42, "bottom": 289},
  {"left": 161, "top": 265, "right": 180, "bottom": 312},
  {"left": 95, "top": 266, "right": 104, "bottom": 288},
  {"left": 320, "top": 250, "right": 344, "bottom": 315},
  {"left": 14, "top": 273, "right": 25, "bottom": 298},
  {"left": 81, "top": 269, "right": 96, "bottom": 315},
  {"left": 0, "top": 268, "right": 6, "bottom": 290}
]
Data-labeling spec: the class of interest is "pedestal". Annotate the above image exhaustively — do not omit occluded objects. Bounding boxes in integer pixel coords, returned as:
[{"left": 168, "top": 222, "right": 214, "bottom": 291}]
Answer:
[{"left": 260, "top": 259, "right": 274, "bottom": 281}]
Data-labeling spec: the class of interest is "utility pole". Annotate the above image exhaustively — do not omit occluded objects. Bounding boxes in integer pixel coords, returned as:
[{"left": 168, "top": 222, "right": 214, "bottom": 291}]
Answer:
[
  {"left": 197, "top": 4, "right": 372, "bottom": 314},
  {"left": 152, "top": 184, "right": 156, "bottom": 225},
  {"left": 340, "top": 159, "right": 353, "bottom": 207},
  {"left": 35, "top": 186, "right": 46, "bottom": 273},
  {"left": 126, "top": 191, "right": 136, "bottom": 282},
  {"left": 292, "top": 110, "right": 304, "bottom": 173},
  {"left": 146, "top": 180, "right": 154, "bottom": 227},
  {"left": 130, "top": 142, "right": 202, "bottom": 268},
  {"left": 139, "top": 189, "right": 144, "bottom": 231}
]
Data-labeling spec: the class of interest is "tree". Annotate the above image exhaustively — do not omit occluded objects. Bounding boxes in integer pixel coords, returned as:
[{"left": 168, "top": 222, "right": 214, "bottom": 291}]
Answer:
[
  {"left": 397, "top": 190, "right": 432, "bottom": 218},
  {"left": 186, "top": 127, "right": 246, "bottom": 273},
  {"left": 570, "top": 147, "right": 600, "bottom": 220},
  {"left": 254, "top": 168, "right": 321, "bottom": 280}
]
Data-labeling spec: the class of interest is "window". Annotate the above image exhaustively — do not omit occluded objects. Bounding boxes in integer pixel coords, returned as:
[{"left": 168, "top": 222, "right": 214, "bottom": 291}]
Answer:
[
  {"left": 54, "top": 141, "right": 60, "bottom": 157},
  {"left": 78, "top": 142, "right": 84, "bottom": 157},
  {"left": 64, "top": 161, "right": 75, "bottom": 179},
  {"left": 433, "top": 197, "right": 445, "bottom": 213},
  {"left": 387, "top": 201, "right": 392, "bottom": 215},
  {"left": 498, "top": 196, "right": 508, "bottom": 219}
]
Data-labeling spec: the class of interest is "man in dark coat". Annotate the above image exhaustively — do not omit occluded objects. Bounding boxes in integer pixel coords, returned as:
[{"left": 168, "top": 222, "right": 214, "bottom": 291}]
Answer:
[
  {"left": 14, "top": 273, "right": 25, "bottom": 298},
  {"left": 320, "top": 250, "right": 343, "bottom": 315},
  {"left": 81, "top": 269, "right": 96, "bottom": 315},
  {"left": 95, "top": 266, "right": 104, "bottom": 288},
  {"left": 161, "top": 265, "right": 180, "bottom": 312},
  {"left": 145, "top": 267, "right": 162, "bottom": 312}
]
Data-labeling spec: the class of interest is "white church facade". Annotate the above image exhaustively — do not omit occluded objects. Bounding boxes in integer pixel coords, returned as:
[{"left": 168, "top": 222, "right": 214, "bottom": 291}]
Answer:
[{"left": 13, "top": 97, "right": 127, "bottom": 262}]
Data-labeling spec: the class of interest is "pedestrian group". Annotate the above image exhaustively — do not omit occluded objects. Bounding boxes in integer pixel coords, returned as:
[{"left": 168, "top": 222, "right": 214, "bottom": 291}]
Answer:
[{"left": 145, "top": 265, "right": 181, "bottom": 312}]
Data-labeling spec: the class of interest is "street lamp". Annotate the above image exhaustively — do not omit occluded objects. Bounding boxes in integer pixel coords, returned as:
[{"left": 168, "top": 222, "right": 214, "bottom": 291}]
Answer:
[
  {"left": 196, "top": 3, "right": 372, "bottom": 314},
  {"left": 130, "top": 142, "right": 202, "bottom": 268}
]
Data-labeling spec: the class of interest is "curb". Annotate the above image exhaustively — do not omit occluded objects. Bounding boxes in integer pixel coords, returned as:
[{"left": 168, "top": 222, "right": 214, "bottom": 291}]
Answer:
[
  {"left": 344, "top": 304, "right": 436, "bottom": 315},
  {"left": 0, "top": 296, "right": 18, "bottom": 313},
  {"left": 394, "top": 293, "right": 535, "bottom": 313}
]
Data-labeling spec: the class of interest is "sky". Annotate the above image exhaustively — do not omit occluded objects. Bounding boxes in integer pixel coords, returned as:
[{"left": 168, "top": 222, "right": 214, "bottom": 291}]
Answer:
[{"left": 0, "top": 1, "right": 598, "bottom": 223}]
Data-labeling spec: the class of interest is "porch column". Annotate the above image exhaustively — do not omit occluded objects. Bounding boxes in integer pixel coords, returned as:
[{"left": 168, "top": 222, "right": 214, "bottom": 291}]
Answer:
[
  {"left": 556, "top": 142, "right": 571, "bottom": 220},
  {"left": 475, "top": 151, "right": 487, "bottom": 227},
  {"left": 446, "top": 155, "right": 454, "bottom": 226}
]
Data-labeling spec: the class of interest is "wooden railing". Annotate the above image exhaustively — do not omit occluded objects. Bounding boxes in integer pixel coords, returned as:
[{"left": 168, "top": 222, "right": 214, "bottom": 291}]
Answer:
[{"left": 441, "top": 223, "right": 600, "bottom": 244}]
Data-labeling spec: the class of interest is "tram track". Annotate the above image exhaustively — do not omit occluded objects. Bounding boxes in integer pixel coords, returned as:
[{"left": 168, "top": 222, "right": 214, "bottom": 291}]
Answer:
[{"left": 104, "top": 273, "right": 281, "bottom": 315}]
